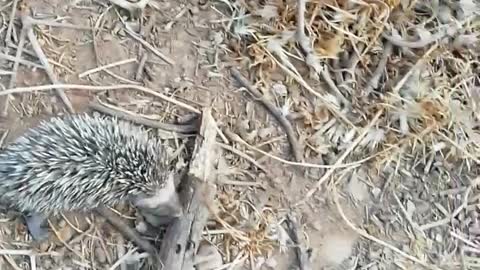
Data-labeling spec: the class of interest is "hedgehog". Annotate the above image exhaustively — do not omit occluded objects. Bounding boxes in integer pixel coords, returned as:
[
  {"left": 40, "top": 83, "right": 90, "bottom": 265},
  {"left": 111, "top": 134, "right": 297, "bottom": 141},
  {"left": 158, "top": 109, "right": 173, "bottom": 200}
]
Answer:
[{"left": 0, "top": 113, "right": 183, "bottom": 241}]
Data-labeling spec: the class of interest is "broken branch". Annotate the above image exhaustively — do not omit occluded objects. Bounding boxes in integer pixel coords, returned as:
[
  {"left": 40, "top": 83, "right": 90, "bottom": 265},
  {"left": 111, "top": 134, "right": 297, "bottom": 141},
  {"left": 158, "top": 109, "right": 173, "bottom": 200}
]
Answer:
[{"left": 230, "top": 68, "right": 303, "bottom": 162}]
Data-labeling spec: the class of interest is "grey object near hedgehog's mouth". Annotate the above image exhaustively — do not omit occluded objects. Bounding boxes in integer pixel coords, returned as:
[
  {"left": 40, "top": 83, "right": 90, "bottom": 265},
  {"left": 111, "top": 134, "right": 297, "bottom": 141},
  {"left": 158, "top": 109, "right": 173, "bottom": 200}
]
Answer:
[
  {"left": 131, "top": 172, "right": 184, "bottom": 225},
  {"left": 134, "top": 191, "right": 184, "bottom": 227}
]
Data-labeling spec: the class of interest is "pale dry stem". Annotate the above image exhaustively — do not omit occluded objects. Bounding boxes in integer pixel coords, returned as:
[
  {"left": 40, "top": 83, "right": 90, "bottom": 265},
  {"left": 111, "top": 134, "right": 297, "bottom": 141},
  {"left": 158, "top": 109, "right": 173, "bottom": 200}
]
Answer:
[
  {"left": 78, "top": 58, "right": 138, "bottom": 78},
  {"left": 332, "top": 186, "right": 443, "bottom": 270},
  {"left": 0, "top": 83, "right": 201, "bottom": 114},
  {"left": 231, "top": 68, "right": 303, "bottom": 162},
  {"left": 295, "top": 109, "right": 384, "bottom": 206}
]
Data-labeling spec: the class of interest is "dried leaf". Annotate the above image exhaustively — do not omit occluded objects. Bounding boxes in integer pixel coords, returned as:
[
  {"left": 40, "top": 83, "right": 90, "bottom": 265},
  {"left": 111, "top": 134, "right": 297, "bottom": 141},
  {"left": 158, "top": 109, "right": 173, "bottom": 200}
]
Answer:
[
  {"left": 271, "top": 82, "right": 288, "bottom": 97},
  {"left": 315, "top": 33, "right": 344, "bottom": 58},
  {"left": 257, "top": 4, "right": 279, "bottom": 20},
  {"left": 457, "top": 0, "right": 479, "bottom": 18}
]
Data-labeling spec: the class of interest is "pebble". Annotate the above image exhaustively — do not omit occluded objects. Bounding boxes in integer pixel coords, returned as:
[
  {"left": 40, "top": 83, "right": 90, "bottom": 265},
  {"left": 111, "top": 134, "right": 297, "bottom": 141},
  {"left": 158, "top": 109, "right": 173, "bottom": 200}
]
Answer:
[
  {"left": 371, "top": 187, "right": 381, "bottom": 199},
  {"left": 435, "top": 233, "right": 443, "bottom": 243},
  {"left": 190, "top": 6, "right": 200, "bottom": 14},
  {"left": 42, "top": 258, "right": 53, "bottom": 269},
  {"left": 95, "top": 246, "right": 107, "bottom": 264}
]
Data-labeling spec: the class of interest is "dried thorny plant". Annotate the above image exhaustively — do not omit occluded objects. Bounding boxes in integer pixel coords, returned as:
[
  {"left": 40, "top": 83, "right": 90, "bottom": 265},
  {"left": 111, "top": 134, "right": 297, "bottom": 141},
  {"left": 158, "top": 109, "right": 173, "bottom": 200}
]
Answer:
[
  {"left": 212, "top": 0, "right": 480, "bottom": 267},
  {"left": 206, "top": 188, "right": 281, "bottom": 264},
  {"left": 215, "top": 0, "right": 480, "bottom": 173}
]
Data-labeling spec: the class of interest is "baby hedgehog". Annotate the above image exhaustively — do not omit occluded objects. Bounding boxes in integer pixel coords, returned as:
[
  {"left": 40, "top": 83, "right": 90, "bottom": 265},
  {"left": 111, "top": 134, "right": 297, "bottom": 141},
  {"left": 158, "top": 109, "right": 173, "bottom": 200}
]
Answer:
[{"left": 0, "top": 113, "right": 182, "bottom": 241}]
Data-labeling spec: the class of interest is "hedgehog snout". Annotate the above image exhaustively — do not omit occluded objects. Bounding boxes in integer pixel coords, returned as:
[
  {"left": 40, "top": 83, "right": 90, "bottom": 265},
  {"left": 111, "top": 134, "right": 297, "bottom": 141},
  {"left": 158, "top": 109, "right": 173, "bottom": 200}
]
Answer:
[{"left": 131, "top": 172, "right": 183, "bottom": 217}]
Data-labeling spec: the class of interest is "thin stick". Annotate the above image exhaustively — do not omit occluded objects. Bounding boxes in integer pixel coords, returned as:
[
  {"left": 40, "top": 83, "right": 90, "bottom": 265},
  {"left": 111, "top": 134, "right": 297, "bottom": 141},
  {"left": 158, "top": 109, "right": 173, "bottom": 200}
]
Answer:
[
  {"left": 392, "top": 192, "right": 425, "bottom": 238},
  {"left": 224, "top": 129, "right": 388, "bottom": 169},
  {"left": 286, "top": 213, "right": 312, "bottom": 270},
  {"left": 90, "top": 17, "right": 140, "bottom": 85},
  {"left": 382, "top": 23, "right": 461, "bottom": 49},
  {"left": 23, "top": 15, "right": 75, "bottom": 113},
  {"left": 5, "top": 0, "right": 19, "bottom": 44},
  {"left": 135, "top": 53, "right": 148, "bottom": 80},
  {"left": 1, "top": 26, "right": 27, "bottom": 116},
  {"left": 89, "top": 101, "right": 198, "bottom": 133},
  {"left": 97, "top": 207, "right": 157, "bottom": 257},
  {"left": 365, "top": 41, "right": 393, "bottom": 94},
  {"left": 231, "top": 68, "right": 303, "bottom": 162},
  {"left": 0, "top": 52, "right": 45, "bottom": 69},
  {"left": 216, "top": 142, "right": 271, "bottom": 176},
  {"left": 436, "top": 131, "right": 480, "bottom": 164},
  {"left": 332, "top": 187, "right": 442, "bottom": 270},
  {"left": 320, "top": 68, "right": 350, "bottom": 107},
  {"left": 79, "top": 58, "right": 137, "bottom": 78},
  {"left": 25, "top": 18, "right": 93, "bottom": 30},
  {"left": 0, "top": 83, "right": 200, "bottom": 114},
  {"left": 108, "top": 0, "right": 150, "bottom": 13},
  {"left": 0, "top": 250, "right": 60, "bottom": 256},
  {"left": 124, "top": 27, "right": 174, "bottom": 65},
  {"left": 116, "top": 236, "right": 128, "bottom": 270},
  {"left": 108, "top": 247, "right": 138, "bottom": 270},
  {"left": 261, "top": 47, "right": 352, "bottom": 126},
  {"left": 295, "top": 0, "right": 322, "bottom": 76},
  {"left": 295, "top": 109, "right": 384, "bottom": 206},
  {"left": 295, "top": 0, "right": 349, "bottom": 106},
  {"left": 391, "top": 44, "right": 438, "bottom": 93}
]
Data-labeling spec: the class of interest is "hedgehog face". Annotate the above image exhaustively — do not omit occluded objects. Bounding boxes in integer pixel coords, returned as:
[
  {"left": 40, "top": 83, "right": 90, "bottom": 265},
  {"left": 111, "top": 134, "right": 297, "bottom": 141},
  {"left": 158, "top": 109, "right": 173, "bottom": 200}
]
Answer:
[{"left": 130, "top": 171, "right": 183, "bottom": 217}]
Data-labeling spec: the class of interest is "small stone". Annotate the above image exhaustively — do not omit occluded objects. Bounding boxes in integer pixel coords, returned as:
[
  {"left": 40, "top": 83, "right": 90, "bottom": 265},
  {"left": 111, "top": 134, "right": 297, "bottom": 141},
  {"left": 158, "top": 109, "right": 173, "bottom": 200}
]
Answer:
[
  {"left": 258, "top": 127, "right": 275, "bottom": 139},
  {"left": 58, "top": 220, "right": 67, "bottom": 228},
  {"left": 264, "top": 257, "right": 277, "bottom": 268},
  {"left": 435, "top": 233, "right": 443, "bottom": 242},
  {"left": 371, "top": 187, "right": 381, "bottom": 198},
  {"left": 135, "top": 221, "right": 148, "bottom": 234},
  {"left": 95, "top": 246, "right": 107, "bottom": 264},
  {"left": 190, "top": 6, "right": 200, "bottom": 14},
  {"left": 437, "top": 5, "right": 452, "bottom": 23},
  {"left": 42, "top": 258, "right": 53, "bottom": 269},
  {"left": 271, "top": 82, "right": 287, "bottom": 97},
  {"left": 405, "top": 200, "right": 416, "bottom": 219},
  {"left": 39, "top": 241, "right": 50, "bottom": 252},
  {"left": 57, "top": 225, "right": 74, "bottom": 242}
]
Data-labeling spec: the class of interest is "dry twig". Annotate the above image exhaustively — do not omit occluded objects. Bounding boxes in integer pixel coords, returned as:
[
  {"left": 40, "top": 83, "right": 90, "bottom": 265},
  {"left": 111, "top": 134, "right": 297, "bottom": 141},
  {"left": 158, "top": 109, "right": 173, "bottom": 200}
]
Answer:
[
  {"left": 89, "top": 101, "right": 199, "bottom": 134},
  {"left": 108, "top": 0, "right": 150, "bottom": 15},
  {"left": 332, "top": 186, "right": 442, "bottom": 270},
  {"left": 382, "top": 23, "right": 460, "bottom": 49},
  {"left": 1, "top": 26, "right": 27, "bottom": 116},
  {"left": 0, "top": 52, "right": 44, "bottom": 69},
  {"left": 286, "top": 213, "right": 312, "bottom": 270},
  {"left": 295, "top": 0, "right": 322, "bottom": 77},
  {"left": 124, "top": 27, "right": 174, "bottom": 65},
  {"left": 295, "top": 0, "right": 349, "bottom": 106},
  {"left": 78, "top": 58, "right": 138, "bottom": 78},
  {"left": 365, "top": 41, "right": 393, "bottom": 94},
  {"left": 97, "top": 207, "right": 157, "bottom": 257},
  {"left": 4, "top": 0, "right": 19, "bottom": 45},
  {"left": 159, "top": 107, "right": 219, "bottom": 270},
  {"left": 216, "top": 142, "right": 271, "bottom": 177},
  {"left": 223, "top": 129, "right": 385, "bottom": 170},
  {"left": 24, "top": 19, "right": 75, "bottom": 114},
  {"left": 295, "top": 109, "right": 384, "bottom": 206},
  {"left": 0, "top": 83, "right": 200, "bottom": 114},
  {"left": 231, "top": 68, "right": 303, "bottom": 162}
]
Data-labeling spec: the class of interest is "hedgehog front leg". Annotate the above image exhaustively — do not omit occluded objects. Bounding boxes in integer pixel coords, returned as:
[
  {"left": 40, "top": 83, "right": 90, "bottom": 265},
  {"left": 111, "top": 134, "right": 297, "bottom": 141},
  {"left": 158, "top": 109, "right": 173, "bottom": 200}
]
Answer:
[{"left": 24, "top": 212, "right": 49, "bottom": 241}]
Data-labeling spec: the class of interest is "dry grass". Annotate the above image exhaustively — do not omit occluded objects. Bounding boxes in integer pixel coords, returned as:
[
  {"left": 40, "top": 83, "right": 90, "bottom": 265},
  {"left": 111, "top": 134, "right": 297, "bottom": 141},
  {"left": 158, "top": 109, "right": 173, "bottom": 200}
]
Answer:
[{"left": 207, "top": 0, "right": 480, "bottom": 269}]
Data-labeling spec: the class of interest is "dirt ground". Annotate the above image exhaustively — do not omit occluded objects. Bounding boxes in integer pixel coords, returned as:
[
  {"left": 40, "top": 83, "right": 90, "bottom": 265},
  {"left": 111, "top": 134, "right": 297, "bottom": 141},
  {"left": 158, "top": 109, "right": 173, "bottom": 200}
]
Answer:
[{"left": 0, "top": 0, "right": 479, "bottom": 269}]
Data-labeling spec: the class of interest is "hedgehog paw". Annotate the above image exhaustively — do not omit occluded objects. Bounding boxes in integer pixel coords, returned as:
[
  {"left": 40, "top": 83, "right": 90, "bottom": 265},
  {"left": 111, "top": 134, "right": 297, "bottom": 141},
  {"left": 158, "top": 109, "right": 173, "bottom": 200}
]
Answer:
[{"left": 24, "top": 213, "right": 49, "bottom": 241}]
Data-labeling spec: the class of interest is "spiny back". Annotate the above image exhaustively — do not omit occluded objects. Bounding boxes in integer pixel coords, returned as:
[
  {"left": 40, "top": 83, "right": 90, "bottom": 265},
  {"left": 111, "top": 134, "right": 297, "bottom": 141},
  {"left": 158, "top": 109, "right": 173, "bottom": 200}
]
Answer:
[{"left": 0, "top": 113, "right": 168, "bottom": 215}]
